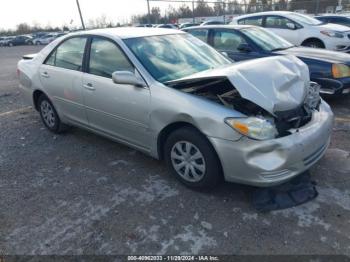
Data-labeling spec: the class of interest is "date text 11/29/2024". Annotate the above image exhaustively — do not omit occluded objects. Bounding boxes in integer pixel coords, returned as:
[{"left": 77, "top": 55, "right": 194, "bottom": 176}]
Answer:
[{"left": 127, "top": 255, "right": 219, "bottom": 261}]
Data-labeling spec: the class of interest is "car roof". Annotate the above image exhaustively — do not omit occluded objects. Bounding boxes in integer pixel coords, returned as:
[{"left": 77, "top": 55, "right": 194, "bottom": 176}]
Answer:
[
  {"left": 316, "top": 15, "right": 350, "bottom": 18},
  {"left": 233, "top": 11, "right": 298, "bottom": 19},
  {"left": 184, "top": 24, "right": 253, "bottom": 30},
  {"left": 77, "top": 27, "right": 184, "bottom": 39}
]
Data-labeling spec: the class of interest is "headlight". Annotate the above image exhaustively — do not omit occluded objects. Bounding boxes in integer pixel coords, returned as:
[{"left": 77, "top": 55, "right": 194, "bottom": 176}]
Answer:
[
  {"left": 320, "top": 30, "right": 344, "bottom": 38},
  {"left": 225, "top": 117, "right": 278, "bottom": 140},
  {"left": 332, "top": 64, "right": 350, "bottom": 78}
]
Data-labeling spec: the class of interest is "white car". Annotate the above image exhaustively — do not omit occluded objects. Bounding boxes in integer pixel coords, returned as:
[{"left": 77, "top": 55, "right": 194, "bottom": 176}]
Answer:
[
  {"left": 231, "top": 11, "right": 350, "bottom": 52},
  {"left": 33, "top": 33, "right": 58, "bottom": 45}
]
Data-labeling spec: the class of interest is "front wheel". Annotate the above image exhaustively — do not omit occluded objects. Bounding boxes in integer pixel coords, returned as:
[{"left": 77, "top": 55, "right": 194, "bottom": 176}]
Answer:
[
  {"left": 164, "top": 127, "right": 222, "bottom": 188},
  {"left": 38, "top": 94, "right": 68, "bottom": 133},
  {"left": 302, "top": 39, "right": 325, "bottom": 48}
]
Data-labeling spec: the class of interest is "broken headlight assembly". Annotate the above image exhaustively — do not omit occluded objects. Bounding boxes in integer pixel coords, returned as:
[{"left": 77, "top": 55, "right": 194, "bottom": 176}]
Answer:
[
  {"left": 225, "top": 117, "right": 278, "bottom": 140},
  {"left": 304, "top": 82, "right": 321, "bottom": 114}
]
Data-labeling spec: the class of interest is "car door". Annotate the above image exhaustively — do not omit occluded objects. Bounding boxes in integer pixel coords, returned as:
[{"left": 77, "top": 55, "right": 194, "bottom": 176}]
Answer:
[
  {"left": 210, "top": 29, "right": 260, "bottom": 61},
  {"left": 39, "top": 36, "right": 89, "bottom": 126},
  {"left": 264, "top": 15, "right": 300, "bottom": 45},
  {"left": 82, "top": 36, "right": 151, "bottom": 149}
]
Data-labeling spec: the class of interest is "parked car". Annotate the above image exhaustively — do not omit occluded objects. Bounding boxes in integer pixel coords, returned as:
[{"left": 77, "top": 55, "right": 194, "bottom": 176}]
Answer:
[
  {"left": 315, "top": 15, "right": 350, "bottom": 27},
  {"left": 7, "top": 35, "right": 32, "bottom": 46},
  {"left": 0, "top": 37, "right": 6, "bottom": 46},
  {"left": 231, "top": 11, "right": 350, "bottom": 52},
  {"left": 33, "top": 33, "right": 58, "bottom": 45},
  {"left": 201, "top": 20, "right": 225, "bottom": 26},
  {"left": 156, "top": 24, "right": 178, "bottom": 29},
  {"left": 0, "top": 36, "right": 15, "bottom": 46},
  {"left": 184, "top": 25, "right": 350, "bottom": 96},
  {"left": 135, "top": 24, "right": 153, "bottom": 27},
  {"left": 179, "top": 22, "right": 200, "bottom": 29},
  {"left": 17, "top": 28, "right": 333, "bottom": 188}
]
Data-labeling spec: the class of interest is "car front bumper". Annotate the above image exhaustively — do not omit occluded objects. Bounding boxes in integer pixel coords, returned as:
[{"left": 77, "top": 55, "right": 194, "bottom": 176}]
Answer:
[
  {"left": 324, "top": 37, "right": 350, "bottom": 53},
  {"left": 316, "top": 77, "right": 350, "bottom": 95},
  {"left": 208, "top": 101, "right": 334, "bottom": 187}
]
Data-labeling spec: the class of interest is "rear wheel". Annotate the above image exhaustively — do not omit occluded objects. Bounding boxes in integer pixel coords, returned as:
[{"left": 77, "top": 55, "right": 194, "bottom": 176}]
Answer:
[
  {"left": 8, "top": 43, "right": 13, "bottom": 47},
  {"left": 164, "top": 127, "right": 222, "bottom": 188},
  {"left": 38, "top": 94, "right": 68, "bottom": 133},
  {"left": 36, "top": 41, "right": 41, "bottom": 45}
]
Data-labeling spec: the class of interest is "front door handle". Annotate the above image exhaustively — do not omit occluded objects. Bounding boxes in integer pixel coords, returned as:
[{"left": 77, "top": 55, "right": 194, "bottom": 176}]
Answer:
[
  {"left": 41, "top": 71, "right": 49, "bottom": 78},
  {"left": 83, "top": 83, "right": 95, "bottom": 91}
]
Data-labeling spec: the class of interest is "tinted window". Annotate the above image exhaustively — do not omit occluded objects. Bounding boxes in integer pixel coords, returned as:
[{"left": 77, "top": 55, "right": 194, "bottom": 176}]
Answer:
[
  {"left": 329, "top": 17, "right": 350, "bottom": 26},
  {"left": 45, "top": 37, "right": 87, "bottom": 71},
  {"left": 213, "top": 30, "right": 247, "bottom": 51},
  {"left": 238, "top": 16, "right": 263, "bottom": 26},
  {"left": 187, "top": 29, "right": 208, "bottom": 43},
  {"left": 265, "top": 16, "right": 294, "bottom": 29},
  {"left": 88, "top": 38, "right": 134, "bottom": 78}
]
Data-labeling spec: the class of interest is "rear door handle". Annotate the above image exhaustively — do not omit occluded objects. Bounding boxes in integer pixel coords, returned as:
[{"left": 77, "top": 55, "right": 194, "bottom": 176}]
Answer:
[
  {"left": 41, "top": 71, "right": 49, "bottom": 78},
  {"left": 83, "top": 83, "right": 95, "bottom": 91}
]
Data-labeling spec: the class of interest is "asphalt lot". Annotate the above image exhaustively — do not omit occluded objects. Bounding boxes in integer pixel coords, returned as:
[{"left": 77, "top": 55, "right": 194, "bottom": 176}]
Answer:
[{"left": 0, "top": 45, "right": 350, "bottom": 255}]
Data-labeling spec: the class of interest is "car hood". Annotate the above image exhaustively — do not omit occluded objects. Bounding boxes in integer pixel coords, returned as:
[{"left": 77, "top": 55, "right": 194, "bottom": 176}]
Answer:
[
  {"left": 276, "top": 46, "right": 350, "bottom": 65},
  {"left": 316, "top": 22, "right": 350, "bottom": 32},
  {"left": 172, "top": 55, "right": 309, "bottom": 115}
]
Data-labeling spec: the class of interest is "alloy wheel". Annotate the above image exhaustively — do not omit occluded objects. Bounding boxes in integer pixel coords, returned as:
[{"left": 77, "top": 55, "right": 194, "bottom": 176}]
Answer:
[
  {"left": 170, "top": 141, "right": 206, "bottom": 182},
  {"left": 40, "top": 100, "right": 56, "bottom": 128}
]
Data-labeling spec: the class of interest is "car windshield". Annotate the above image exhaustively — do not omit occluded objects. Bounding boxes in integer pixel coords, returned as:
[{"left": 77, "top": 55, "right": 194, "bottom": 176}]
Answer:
[
  {"left": 241, "top": 27, "right": 294, "bottom": 51},
  {"left": 288, "top": 13, "right": 323, "bottom": 25},
  {"left": 124, "top": 34, "right": 230, "bottom": 83}
]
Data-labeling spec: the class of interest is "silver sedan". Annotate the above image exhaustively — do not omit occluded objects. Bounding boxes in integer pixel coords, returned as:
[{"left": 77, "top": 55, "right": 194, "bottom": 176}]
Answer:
[{"left": 17, "top": 28, "right": 333, "bottom": 188}]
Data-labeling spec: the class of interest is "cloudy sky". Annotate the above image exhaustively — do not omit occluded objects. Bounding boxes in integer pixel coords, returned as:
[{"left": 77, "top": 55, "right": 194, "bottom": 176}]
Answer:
[{"left": 0, "top": 0, "right": 188, "bottom": 29}]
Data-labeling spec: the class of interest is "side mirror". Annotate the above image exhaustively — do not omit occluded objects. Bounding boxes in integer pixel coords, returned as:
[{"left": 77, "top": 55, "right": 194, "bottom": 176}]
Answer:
[
  {"left": 286, "top": 22, "right": 296, "bottom": 30},
  {"left": 237, "top": 43, "right": 252, "bottom": 53},
  {"left": 112, "top": 71, "right": 146, "bottom": 87}
]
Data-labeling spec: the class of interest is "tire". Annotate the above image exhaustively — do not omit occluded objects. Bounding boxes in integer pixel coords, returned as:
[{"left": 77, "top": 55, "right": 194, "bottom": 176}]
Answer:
[
  {"left": 38, "top": 94, "right": 68, "bottom": 133},
  {"left": 36, "top": 41, "right": 41, "bottom": 45},
  {"left": 302, "top": 39, "right": 324, "bottom": 49},
  {"left": 164, "top": 127, "right": 222, "bottom": 188},
  {"left": 9, "top": 43, "right": 13, "bottom": 47}
]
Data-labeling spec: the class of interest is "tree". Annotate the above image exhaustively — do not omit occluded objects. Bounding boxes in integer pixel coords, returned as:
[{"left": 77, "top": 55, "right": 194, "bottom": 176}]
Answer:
[
  {"left": 178, "top": 4, "right": 193, "bottom": 18},
  {"left": 214, "top": 1, "right": 225, "bottom": 16},
  {"left": 16, "top": 23, "right": 31, "bottom": 34},
  {"left": 195, "top": 0, "right": 214, "bottom": 16}
]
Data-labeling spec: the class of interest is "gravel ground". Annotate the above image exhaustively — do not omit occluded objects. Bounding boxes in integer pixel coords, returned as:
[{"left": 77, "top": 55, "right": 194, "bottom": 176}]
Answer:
[{"left": 0, "top": 45, "right": 350, "bottom": 255}]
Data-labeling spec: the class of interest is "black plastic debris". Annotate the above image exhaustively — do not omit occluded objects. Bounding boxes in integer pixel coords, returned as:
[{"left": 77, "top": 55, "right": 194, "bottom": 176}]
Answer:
[{"left": 252, "top": 171, "right": 318, "bottom": 212}]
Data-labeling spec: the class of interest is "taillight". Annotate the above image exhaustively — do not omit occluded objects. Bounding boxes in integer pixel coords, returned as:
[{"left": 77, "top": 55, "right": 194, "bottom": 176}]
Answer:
[{"left": 16, "top": 68, "right": 20, "bottom": 77}]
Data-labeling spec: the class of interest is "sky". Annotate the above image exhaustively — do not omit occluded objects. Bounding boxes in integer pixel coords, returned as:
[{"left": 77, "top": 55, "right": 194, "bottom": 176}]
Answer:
[{"left": 0, "top": 0, "right": 189, "bottom": 30}]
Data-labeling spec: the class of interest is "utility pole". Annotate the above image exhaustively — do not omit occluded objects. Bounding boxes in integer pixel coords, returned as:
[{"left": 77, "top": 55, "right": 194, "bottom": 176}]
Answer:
[
  {"left": 76, "top": 0, "right": 86, "bottom": 30},
  {"left": 192, "top": 1, "right": 195, "bottom": 23},
  {"left": 315, "top": 0, "right": 320, "bottom": 15},
  {"left": 147, "top": 0, "right": 151, "bottom": 25}
]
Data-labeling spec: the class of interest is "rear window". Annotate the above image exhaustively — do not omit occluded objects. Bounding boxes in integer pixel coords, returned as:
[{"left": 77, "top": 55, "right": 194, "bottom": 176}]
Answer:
[
  {"left": 45, "top": 37, "right": 87, "bottom": 71},
  {"left": 238, "top": 16, "right": 263, "bottom": 26}
]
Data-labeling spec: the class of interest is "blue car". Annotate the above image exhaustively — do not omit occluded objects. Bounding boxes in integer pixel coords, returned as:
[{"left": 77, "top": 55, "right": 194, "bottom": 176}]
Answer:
[{"left": 184, "top": 25, "right": 350, "bottom": 96}]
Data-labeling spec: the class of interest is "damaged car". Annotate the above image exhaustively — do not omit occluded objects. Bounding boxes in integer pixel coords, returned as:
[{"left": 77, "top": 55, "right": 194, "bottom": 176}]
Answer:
[{"left": 17, "top": 28, "right": 334, "bottom": 188}]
